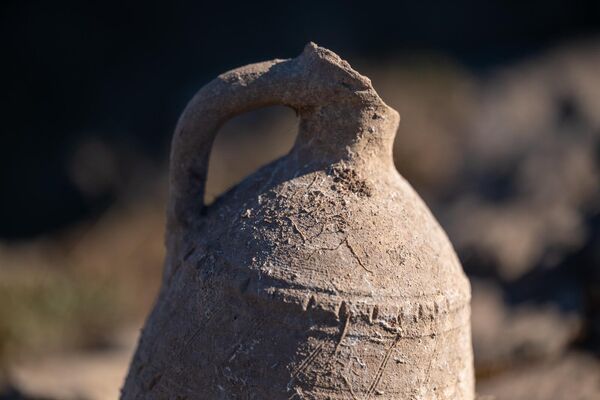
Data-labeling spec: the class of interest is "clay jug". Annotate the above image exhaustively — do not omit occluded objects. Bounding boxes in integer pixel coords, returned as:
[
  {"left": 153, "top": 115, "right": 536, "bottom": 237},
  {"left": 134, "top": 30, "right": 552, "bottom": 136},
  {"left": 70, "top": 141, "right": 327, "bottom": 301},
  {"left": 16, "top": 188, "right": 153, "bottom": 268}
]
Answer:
[{"left": 122, "top": 43, "right": 474, "bottom": 399}]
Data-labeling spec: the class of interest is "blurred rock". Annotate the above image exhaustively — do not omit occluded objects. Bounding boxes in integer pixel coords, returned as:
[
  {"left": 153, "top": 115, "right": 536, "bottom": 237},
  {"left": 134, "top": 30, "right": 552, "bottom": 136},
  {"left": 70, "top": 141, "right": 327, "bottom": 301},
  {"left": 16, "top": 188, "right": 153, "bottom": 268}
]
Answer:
[
  {"left": 0, "top": 193, "right": 164, "bottom": 365},
  {"left": 471, "top": 280, "right": 582, "bottom": 371},
  {"left": 448, "top": 40, "right": 600, "bottom": 281},
  {"left": 6, "top": 329, "right": 136, "bottom": 400},
  {"left": 477, "top": 351, "right": 600, "bottom": 400}
]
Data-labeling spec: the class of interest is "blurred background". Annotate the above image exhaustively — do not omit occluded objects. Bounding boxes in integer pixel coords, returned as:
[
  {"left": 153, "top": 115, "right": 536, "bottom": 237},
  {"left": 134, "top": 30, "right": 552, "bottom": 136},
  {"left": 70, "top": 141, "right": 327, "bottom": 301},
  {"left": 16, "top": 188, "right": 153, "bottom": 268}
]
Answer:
[{"left": 1, "top": 1, "right": 599, "bottom": 398}]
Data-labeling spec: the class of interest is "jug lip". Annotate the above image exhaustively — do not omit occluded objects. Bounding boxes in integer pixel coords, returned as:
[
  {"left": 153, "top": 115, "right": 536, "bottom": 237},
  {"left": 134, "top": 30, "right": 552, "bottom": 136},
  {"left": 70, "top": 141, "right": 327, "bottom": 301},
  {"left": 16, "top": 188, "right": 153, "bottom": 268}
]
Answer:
[
  {"left": 300, "top": 42, "right": 373, "bottom": 90},
  {"left": 293, "top": 42, "right": 396, "bottom": 113}
]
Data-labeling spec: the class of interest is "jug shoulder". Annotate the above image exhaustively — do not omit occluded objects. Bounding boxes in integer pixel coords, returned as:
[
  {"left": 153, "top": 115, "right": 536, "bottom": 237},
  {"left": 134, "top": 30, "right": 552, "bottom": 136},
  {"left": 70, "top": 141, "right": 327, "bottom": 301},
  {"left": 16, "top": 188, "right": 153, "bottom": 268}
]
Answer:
[{"left": 186, "top": 158, "right": 469, "bottom": 328}]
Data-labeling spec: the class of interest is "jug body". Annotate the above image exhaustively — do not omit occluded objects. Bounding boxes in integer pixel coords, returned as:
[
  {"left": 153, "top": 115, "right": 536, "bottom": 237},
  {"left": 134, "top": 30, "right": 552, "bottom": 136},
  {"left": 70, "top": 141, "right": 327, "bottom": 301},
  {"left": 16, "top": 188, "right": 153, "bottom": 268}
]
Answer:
[{"left": 122, "top": 44, "right": 473, "bottom": 400}]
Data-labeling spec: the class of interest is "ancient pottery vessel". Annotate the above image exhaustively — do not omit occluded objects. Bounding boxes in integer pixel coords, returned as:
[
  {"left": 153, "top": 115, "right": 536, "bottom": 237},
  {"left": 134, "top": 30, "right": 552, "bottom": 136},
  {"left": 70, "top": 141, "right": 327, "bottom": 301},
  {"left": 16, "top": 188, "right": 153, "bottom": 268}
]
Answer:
[{"left": 122, "top": 43, "right": 474, "bottom": 399}]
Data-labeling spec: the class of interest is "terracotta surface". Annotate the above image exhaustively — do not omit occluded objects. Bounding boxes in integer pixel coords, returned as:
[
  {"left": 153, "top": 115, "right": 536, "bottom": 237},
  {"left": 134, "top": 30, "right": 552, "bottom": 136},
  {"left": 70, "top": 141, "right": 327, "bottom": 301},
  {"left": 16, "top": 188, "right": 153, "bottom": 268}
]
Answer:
[{"left": 122, "top": 43, "right": 474, "bottom": 399}]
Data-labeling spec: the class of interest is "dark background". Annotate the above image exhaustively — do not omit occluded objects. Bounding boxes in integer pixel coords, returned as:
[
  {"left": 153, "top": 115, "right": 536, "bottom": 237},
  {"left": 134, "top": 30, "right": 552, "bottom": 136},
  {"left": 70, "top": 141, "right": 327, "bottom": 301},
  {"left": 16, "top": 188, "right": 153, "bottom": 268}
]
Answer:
[{"left": 2, "top": 0, "right": 599, "bottom": 239}]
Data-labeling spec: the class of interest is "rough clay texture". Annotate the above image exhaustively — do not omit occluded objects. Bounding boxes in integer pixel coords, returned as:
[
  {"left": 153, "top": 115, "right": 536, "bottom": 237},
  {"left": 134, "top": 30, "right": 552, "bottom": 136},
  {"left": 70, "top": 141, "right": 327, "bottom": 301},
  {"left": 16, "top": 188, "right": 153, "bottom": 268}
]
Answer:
[{"left": 122, "top": 43, "right": 474, "bottom": 399}]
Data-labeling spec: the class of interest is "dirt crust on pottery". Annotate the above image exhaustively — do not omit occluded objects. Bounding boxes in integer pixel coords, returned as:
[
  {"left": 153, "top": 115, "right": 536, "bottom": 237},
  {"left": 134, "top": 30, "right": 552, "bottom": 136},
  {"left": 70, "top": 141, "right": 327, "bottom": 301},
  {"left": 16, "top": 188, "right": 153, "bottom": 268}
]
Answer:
[{"left": 122, "top": 43, "right": 474, "bottom": 399}]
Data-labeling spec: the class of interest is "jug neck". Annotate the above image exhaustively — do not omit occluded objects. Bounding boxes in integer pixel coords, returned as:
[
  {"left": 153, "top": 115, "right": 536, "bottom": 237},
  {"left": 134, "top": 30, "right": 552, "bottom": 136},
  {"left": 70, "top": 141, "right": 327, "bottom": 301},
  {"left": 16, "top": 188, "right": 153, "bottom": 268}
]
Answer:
[{"left": 292, "top": 100, "right": 399, "bottom": 167}]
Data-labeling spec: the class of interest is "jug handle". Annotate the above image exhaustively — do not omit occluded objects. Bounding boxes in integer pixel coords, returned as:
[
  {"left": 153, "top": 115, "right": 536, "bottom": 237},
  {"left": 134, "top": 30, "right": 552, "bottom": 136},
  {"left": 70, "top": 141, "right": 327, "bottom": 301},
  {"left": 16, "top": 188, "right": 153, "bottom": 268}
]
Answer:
[
  {"left": 168, "top": 55, "right": 306, "bottom": 230},
  {"left": 167, "top": 43, "right": 388, "bottom": 231}
]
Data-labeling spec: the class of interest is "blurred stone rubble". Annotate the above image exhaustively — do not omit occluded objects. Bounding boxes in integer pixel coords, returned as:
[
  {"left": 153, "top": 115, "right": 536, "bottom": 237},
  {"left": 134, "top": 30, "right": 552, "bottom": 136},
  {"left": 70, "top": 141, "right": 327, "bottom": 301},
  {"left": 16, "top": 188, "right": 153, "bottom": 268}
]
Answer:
[{"left": 1, "top": 39, "right": 599, "bottom": 399}]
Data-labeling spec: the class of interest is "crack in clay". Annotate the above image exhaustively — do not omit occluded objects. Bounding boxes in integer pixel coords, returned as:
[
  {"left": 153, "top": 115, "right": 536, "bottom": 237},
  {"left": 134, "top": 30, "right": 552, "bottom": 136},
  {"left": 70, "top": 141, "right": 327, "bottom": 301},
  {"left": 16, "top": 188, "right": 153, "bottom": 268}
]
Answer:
[
  {"left": 366, "top": 333, "right": 403, "bottom": 399},
  {"left": 345, "top": 236, "right": 374, "bottom": 273}
]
